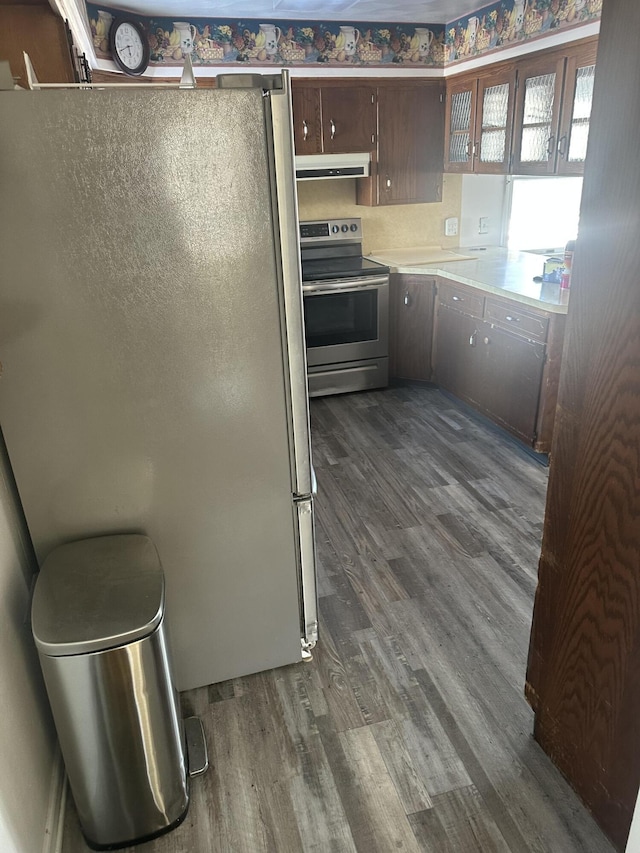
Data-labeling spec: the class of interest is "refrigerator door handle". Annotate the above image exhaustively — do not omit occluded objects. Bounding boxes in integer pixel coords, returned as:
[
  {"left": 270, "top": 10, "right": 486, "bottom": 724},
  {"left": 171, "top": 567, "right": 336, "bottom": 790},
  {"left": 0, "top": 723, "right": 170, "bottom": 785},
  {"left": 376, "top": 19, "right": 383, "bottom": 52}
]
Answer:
[
  {"left": 295, "top": 497, "right": 318, "bottom": 656},
  {"left": 265, "top": 72, "right": 313, "bottom": 498}
]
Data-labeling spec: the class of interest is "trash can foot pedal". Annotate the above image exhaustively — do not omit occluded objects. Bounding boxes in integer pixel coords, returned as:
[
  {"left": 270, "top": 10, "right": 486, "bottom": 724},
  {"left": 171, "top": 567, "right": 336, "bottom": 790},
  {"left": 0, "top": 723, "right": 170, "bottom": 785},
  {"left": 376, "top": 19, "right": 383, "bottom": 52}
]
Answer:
[{"left": 185, "top": 716, "right": 208, "bottom": 777}]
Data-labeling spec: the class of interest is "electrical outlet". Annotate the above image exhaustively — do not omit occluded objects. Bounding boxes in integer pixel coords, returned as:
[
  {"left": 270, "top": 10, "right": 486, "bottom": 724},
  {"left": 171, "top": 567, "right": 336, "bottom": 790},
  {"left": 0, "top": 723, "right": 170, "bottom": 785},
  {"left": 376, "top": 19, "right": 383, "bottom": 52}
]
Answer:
[
  {"left": 444, "top": 217, "right": 458, "bottom": 237},
  {"left": 479, "top": 216, "right": 489, "bottom": 235}
]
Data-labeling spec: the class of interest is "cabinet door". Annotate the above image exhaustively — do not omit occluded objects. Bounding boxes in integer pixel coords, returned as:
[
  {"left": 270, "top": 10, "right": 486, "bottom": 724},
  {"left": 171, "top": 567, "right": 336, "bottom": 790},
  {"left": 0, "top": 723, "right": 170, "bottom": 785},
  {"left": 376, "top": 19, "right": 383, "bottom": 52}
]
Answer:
[
  {"left": 321, "top": 86, "right": 376, "bottom": 154},
  {"left": 474, "top": 67, "right": 516, "bottom": 174},
  {"left": 291, "top": 85, "right": 322, "bottom": 154},
  {"left": 556, "top": 41, "right": 598, "bottom": 176},
  {"left": 444, "top": 76, "right": 476, "bottom": 172},
  {"left": 389, "top": 275, "right": 435, "bottom": 381},
  {"left": 433, "top": 305, "right": 484, "bottom": 407},
  {"left": 512, "top": 54, "right": 565, "bottom": 175},
  {"left": 477, "top": 321, "right": 545, "bottom": 443},
  {"left": 377, "top": 85, "right": 443, "bottom": 205}
]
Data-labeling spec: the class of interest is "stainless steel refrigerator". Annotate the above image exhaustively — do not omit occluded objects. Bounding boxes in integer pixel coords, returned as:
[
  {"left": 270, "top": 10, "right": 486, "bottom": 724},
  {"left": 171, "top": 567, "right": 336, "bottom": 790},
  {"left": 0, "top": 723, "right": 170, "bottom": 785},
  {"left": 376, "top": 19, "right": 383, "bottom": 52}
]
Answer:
[{"left": 0, "top": 73, "right": 317, "bottom": 691}]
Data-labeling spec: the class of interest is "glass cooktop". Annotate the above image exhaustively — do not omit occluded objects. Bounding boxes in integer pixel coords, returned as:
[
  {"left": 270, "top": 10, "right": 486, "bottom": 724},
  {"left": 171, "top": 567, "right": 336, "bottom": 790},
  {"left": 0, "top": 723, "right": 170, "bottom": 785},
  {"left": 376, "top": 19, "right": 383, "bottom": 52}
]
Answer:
[{"left": 301, "top": 256, "right": 389, "bottom": 282}]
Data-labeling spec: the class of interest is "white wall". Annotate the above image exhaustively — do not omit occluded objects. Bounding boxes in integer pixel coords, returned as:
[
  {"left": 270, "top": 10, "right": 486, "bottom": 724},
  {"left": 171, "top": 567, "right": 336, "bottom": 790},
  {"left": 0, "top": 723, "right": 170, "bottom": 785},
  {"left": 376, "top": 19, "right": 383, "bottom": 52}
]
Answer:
[
  {"left": 627, "top": 796, "right": 640, "bottom": 852},
  {"left": 459, "top": 173, "right": 508, "bottom": 248},
  {"left": 0, "top": 437, "right": 57, "bottom": 853}
]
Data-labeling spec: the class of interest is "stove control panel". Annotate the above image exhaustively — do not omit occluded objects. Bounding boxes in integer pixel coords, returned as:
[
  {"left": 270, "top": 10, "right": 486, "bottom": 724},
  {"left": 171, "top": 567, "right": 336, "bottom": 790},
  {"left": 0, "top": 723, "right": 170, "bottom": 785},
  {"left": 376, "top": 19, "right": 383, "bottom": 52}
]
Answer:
[{"left": 300, "top": 218, "right": 361, "bottom": 243}]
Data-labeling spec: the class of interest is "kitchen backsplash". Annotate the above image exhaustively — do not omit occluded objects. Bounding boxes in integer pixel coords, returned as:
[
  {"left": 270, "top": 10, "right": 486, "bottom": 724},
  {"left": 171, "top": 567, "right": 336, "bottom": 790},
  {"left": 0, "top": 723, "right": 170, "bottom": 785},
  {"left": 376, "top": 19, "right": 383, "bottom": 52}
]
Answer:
[{"left": 296, "top": 176, "right": 463, "bottom": 254}]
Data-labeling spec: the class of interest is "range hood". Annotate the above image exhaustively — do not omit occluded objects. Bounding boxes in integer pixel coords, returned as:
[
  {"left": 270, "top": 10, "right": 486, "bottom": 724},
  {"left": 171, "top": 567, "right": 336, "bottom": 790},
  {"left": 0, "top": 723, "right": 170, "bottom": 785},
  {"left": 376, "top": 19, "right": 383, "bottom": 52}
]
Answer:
[{"left": 295, "top": 153, "right": 370, "bottom": 181}]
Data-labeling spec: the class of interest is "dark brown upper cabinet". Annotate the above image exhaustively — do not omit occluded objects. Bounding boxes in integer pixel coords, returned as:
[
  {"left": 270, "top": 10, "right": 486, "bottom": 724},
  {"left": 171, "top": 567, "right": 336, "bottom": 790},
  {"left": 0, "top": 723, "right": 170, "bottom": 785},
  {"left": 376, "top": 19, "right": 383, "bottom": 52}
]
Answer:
[
  {"left": 512, "top": 40, "right": 598, "bottom": 175},
  {"left": 320, "top": 85, "right": 377, "bottom": 154},
  {"left": 291, "top": 85, "right": 322, "bottom": 154},
  {"left": 357, "top": 81, "right": 444, "bottom": 207},
  {"left": 444, "top": 65, "right": 516, "bottom": 174},
  {"left": 290, "top": 81, "right": 376, "bottom": 155}
]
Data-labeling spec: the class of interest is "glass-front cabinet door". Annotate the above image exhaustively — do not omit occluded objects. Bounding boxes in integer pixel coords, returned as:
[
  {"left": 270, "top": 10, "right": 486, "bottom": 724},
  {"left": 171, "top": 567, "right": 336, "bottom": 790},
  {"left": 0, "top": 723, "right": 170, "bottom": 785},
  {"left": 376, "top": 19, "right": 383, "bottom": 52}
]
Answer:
[
  {"left": 445, "top": 67, "right": 515, "bottom": 174},
  {"left": 444, "top": 78, "right": 476, "bottom": 172},
  {"left": 475, "top": 67, "right": 516, "bottom": 174},
  {"left": 557, "top": 41, "right": 598, "bottom": 175},
  {"left": 512, "top": 54, "right": 565, "bottom": 175}
]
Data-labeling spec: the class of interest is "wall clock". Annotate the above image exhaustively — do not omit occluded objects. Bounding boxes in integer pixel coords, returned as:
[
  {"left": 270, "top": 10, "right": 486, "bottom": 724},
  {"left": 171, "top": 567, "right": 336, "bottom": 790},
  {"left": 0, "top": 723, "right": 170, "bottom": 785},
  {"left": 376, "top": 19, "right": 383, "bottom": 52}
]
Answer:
[{"left": 109, "top": 17, "right": 150, "bottom": 77}]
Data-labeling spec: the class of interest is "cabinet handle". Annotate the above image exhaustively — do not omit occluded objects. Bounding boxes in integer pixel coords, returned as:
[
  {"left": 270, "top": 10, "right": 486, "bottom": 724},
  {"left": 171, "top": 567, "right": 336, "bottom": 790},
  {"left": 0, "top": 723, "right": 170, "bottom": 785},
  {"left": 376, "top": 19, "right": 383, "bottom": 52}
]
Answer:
[
  {"left": 403, "top": 291, "right": 411, "bottom": 307},
  {"left": 469, "top": 331, "right": 477, "bottom": 347},
  {"left": 371, "top": 133, "right": 375, "bottom": 145},
  {"left": 385, "top": 175, "right": 392, "bottom": 189},
  {"left": 557, "top": 134, "right": 567, "bottom": 159},
  {"left": 330, "top": 119, "right": 336, "bottom": 140},
  {"left": 505, "top": 314, "right": 520, "bottom": 322},
  {"left": 302, "top": 120, "right": 308, "bottom": 141},
  {"left": 546, "top": 134, "right": 556, "bottom": 159},
  {"left": 452, "top": 295, "right": 463, "bottom": 302}
]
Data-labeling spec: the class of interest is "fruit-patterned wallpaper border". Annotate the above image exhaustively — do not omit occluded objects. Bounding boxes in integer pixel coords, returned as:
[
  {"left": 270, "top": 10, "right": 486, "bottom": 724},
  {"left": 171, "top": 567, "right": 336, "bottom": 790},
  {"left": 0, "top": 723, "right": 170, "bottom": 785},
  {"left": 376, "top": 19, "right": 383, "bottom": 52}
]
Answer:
[
  {"left": 446, "top": 0, "right": 601, "bottom": 64},
  {"left": 85, "top": 1, "right": 601, "bottom": 70}
]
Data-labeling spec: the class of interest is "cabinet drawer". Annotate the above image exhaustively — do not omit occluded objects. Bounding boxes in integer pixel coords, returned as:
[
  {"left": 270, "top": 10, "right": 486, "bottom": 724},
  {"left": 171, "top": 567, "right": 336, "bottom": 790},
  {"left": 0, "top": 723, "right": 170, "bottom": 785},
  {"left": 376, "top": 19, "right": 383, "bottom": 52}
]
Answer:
[
  {"left": 437, "top": 282, "right": 484, "bottom": 317},
  {"left": 484, "top": 298, "right": 549, "bottom": 342}
]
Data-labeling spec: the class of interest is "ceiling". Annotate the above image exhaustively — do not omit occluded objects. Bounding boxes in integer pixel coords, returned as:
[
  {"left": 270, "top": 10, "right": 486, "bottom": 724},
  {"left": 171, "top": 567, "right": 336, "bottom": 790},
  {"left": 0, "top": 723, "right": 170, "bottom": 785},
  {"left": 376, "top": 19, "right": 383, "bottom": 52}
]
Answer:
[{"left": 105, "top": 0, "right": 483, "bottom": 24}]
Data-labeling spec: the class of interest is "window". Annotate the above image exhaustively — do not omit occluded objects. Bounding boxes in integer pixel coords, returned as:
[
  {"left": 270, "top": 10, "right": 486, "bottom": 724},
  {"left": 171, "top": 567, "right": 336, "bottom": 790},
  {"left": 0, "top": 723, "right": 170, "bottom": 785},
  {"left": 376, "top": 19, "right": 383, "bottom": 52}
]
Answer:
[{"left": 506, "top": 176, "right": 583, "bottom": 252}]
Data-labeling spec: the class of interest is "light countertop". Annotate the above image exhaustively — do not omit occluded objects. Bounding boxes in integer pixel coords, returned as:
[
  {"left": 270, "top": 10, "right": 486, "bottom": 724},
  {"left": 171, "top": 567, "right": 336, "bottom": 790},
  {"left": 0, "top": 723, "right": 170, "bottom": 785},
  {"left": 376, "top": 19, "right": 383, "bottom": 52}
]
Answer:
[{"left": 367, "top": 246, "right": 569, "bottom": 314}]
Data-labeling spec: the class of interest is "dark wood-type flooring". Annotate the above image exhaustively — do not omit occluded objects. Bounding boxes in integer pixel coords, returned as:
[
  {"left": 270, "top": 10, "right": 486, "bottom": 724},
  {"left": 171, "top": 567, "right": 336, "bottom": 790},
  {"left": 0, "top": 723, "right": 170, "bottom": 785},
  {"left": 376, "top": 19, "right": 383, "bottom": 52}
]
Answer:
[{"left": 64, "top": 386, "right": 615, "bottom": 853}]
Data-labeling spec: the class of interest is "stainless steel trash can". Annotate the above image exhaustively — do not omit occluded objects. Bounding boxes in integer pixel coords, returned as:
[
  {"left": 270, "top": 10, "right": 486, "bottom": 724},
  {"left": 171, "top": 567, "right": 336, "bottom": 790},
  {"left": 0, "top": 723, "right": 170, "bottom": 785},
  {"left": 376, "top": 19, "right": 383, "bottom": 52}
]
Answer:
[{"left": 32, "top": 534, "right": 189, "bottom": 850}]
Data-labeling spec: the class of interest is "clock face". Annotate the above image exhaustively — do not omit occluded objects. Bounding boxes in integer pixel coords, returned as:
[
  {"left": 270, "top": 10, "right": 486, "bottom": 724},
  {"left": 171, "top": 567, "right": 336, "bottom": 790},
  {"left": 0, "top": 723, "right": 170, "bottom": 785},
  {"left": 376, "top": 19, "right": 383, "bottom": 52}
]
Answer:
[
  {"left": 114, "top": 23, "right": 144, "bottom": 70},
  {"left": 109, "top": 19, "right": 150, "bottom": 76}
]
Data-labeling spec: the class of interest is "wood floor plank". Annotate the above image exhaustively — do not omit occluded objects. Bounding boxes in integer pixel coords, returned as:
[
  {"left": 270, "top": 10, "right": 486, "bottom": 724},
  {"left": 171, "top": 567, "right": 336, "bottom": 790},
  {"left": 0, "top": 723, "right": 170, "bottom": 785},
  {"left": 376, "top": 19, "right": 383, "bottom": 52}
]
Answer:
[
  {"left": 410, "top": 786, "right": 511, "bottom": 853},
  {"left": 204, "top": 678, "right": 300, "bottom": 852},
  {"left": 312, "top": 616, "right": 367, "bottom": 732},
  {"left": 410, "top": 662, "right": 534, "bottom": 853},
  {"left": 287, "top": 734, "right": 358, "bottom": 853},
  {"left": 400, "top": 685, "right": 474, "bottom": 799},
  {"left": 207, "top": 679, "right": 235, "bottom": 703},
  {"left": 347, "top": 635, "right": 417, "bottom": 723},
  {"left": 317, "top": 717, "right": 422, "bottom": 853},
  {"left": 370, "top": 719, "right": 434, "bottom": 814}
]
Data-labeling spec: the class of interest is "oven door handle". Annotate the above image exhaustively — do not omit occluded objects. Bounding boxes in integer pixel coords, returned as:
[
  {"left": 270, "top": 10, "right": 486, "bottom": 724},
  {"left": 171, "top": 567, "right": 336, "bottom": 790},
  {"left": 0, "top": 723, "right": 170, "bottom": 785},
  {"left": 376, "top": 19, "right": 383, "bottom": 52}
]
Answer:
[{"left": 302, "top": 275, "right": 389, "bottom": 294}]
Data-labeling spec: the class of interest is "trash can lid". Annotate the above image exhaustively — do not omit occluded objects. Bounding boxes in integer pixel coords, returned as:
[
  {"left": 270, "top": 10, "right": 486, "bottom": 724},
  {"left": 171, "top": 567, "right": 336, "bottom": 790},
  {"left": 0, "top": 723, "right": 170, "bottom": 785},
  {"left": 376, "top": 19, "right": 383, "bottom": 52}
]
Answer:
[{"left": 32, "top": 534, "right": 165, "bottom": 657}]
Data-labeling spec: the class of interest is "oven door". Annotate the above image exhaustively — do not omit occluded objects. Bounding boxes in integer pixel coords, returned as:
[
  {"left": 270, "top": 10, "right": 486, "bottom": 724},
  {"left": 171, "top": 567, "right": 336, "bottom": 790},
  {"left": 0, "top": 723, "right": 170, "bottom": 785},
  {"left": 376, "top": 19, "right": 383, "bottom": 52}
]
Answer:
[{"left": 302, "top": 274, "right": 389, "bottom": 367}]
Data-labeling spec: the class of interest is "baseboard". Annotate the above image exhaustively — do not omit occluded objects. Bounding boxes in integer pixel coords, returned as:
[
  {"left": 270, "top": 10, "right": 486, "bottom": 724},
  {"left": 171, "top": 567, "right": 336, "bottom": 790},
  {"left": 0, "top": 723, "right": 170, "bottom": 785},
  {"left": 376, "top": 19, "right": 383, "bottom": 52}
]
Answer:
[{"left": 42, "top": 749, "right": 67, "bottom": 853}]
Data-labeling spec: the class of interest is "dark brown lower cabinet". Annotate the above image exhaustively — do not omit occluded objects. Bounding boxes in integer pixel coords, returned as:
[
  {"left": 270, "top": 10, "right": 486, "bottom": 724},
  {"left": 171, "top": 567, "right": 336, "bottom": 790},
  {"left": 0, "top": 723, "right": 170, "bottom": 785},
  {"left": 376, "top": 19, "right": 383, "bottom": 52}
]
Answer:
[
  {"left": 478, "top": 322, "right": 546, "bottom": 443},
  {"left": 389, "top": 275, "right": 435, "bottom": 381},
  {"left": 435, "top": 310, "right": 545, "bottom": 443},
  {"left": 389, "top": 275, "right": 564, "bottom": 452},
  {"left": 432, "top": 279, "right": 564, "bottom": 452},
  {"left": 431, "top": 306, "right": 482, "bottom": 404}
]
